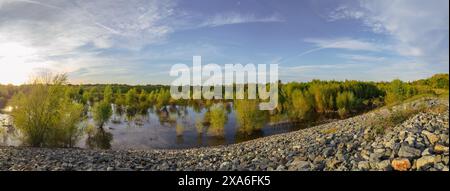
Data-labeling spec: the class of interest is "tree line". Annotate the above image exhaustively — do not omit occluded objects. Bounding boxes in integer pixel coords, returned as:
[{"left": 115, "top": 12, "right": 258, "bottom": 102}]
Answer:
[{"left": 1, "top": 73, "right": 448, "bottom": 147}]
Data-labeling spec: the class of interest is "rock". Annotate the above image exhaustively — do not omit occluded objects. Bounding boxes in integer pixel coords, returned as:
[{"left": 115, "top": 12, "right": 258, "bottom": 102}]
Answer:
[
  {"left": 288, "top": 157, "right": 311, "bottom": 171},
  {"left": 443, "top": 156, "right": 449, "bottom": 165},
  {"left": 434, "top": 144, "right": 448, "bottom": 154},
  {"left": 325, "top": 159, "right": 341, "bottom": 169},
  {"left": 384, "top": 140, "right": 395, "bottom": 149},
  {"left": 219, "top": 162, "right": 230, "bottom": 170},
  {"left": 391, "top": 158, "right": 411, "bottom": 171},
  {"left": 399, "top": 131, "right": 407, "bottom": 140},
  {"left": 440, "top": 134, "right": 449, "bottom": 144},
  {"left": 357, "top": 161, "right": 370, "bottom": 170},
  {"left": 275, "top": 165, "right": 285, "bottom": 171},
  {"left": 369, "top": 153, "right": 383, "bottom": 162},
  {"left": 322, "top": 147, "right": 335, "bottom": 157},
  {"left": 422, "top": 131, "right": 439, "bottom": 145},
  {"left": 404, "top": 136, "right": 415, "bottom": 145},
  {"left": 434, "top": 163, "right": 446, "bottom": 171},
  {"left": 421, "top": 148, "right": 432, "bottom": 156},
  {"left": 374, "top": 148, "right": 385, "bottom": 154},
  {"left": 107, "top": 166, "right": 114, "bottom": 171},
  {"left": 416, "top": 156, "right": 435, "bottom": 170},
  {"left": 376, "top": 160, "right": 391, "bottom": 171},
  {"left": 398, "top": 145, "right": 421, "bottom": 158}
]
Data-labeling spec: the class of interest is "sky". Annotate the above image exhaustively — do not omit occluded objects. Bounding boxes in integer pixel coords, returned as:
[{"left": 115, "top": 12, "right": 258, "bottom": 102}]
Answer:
[{"left": 0, "top": 0, "right": 448, "bottom": 85}]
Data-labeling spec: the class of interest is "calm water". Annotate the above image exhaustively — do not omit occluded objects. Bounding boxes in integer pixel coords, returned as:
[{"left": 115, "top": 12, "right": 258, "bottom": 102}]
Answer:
[{"left": 0, "top": 104, "right": 323, "bottom": 150}]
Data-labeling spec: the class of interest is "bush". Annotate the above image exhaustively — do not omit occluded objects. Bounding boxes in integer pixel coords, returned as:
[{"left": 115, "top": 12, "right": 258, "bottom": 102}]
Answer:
[
  {"left": 10, "top": 74, "right": 85, "bottom": 147},
  {"left": 93, "top": 101, "right": 112, "bottom": 129},
  {"left": 235, "top": 99, "right": 268, "bottom": 135},
  {"left": 208, "top": 104, "right": 227, "bottom": 136},
  {"left": 336, "top": 91, "right": 356, "bottom": 118},
  {"left": 365, "top": 103, "right": 427, "bottom": 139},
  {"left": 290, "top": 90, "right": 315, "bottom": 120}
]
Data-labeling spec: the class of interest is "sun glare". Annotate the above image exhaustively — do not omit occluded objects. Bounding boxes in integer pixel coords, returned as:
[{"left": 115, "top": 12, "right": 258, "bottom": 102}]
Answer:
[{"left": 0, "top": 42, "right": 42, "bottom": 85}]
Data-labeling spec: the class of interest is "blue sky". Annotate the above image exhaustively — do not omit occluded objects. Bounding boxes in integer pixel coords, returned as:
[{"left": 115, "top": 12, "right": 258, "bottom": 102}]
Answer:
[{"left": 0, "top": 0, "right": 448, "bottom": 85}]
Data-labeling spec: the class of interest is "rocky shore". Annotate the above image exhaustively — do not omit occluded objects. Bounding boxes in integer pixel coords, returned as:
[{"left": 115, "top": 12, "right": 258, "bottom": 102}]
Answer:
[{"left": 0, "top": 98, "right": 448, "bottom": 171}]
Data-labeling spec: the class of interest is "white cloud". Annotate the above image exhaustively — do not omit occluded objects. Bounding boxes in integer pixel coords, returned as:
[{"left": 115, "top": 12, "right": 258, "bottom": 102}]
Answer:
[
  {"left": 330, "top": 0, "right": 449, "bottom": 66},
  {"left": 328, "top": 5, "right": 365, "bottom": 21},
  {"left": 304, "top": 38, "right": 381, "bottom": 52},
  {"left": 338, "top": 54, "right": 385, "bottom": 62},
  {"left": 200, "top": 12, "right": 283, "bottom": 27},
  {"left": 0, "top": 0, "right": 176, "bottom": 84},
  {"left": 281, "top": 63, "right": 360, "bottom": 73},
  {"left": 279, "top": 60, "right": 438, "bottom": 82}
]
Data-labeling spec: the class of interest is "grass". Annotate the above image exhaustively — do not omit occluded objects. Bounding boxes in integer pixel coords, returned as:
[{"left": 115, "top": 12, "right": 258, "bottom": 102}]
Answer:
[
  {"left": 321, "top": 127, "right": 338, "bottom": 134},
  {"left": 364, "top": 96, "right": 448, "bottom": 140}
]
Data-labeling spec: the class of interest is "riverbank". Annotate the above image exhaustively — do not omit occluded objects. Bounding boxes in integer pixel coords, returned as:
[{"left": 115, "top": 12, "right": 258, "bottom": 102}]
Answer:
[{"left": 0, "top": 97, "right": 448, "bottom": 171}]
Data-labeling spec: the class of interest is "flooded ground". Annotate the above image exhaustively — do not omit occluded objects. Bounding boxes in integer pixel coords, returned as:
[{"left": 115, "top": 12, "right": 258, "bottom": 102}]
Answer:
[{"left": 0, "top": 104, "right": 332, "bottom": 150}]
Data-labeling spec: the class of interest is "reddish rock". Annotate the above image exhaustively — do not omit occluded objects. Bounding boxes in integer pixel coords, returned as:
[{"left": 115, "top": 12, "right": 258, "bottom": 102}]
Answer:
[{"left": 391, "top": 158, "right": 411, "bottom": 171}]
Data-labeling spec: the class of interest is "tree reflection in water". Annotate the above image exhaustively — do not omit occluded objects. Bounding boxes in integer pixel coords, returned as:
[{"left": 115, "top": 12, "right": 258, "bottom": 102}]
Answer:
[{"left": 86, "top": 127, "right": 113, "bottom": 149}]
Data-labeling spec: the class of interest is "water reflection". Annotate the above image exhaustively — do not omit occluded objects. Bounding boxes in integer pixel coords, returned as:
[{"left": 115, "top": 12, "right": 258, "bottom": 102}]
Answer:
[
  {"left": 1, "top": 102, "right": 341, "bottom": 150},
  {"left": 0, "top": 114, "right": 20, "bottom": 146},
  {"left": 86, "top": 127, "right": 113, "bottom": 150}
]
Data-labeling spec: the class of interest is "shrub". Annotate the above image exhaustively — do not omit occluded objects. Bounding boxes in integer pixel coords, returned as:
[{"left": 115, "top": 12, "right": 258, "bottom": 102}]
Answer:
[
  {"left": 103, "top": 85, "right": 113, "bottom": 104},
  {"left": 336, "top": 91, "right": 356, "bottom": 118},
  {"left": 365, "top": 103, "right": 427, "bottom": 139},
  {"left": 93, "top": 101, "right": 112, "bottom": 129},
  {"left": 125, "top": 88, "right": 139, "bottom": 120},
  {"left": 290, "top": 90, "right": 315, "bottom": 120},
  {"left": 208, "top": 104, "right": 227, "bottom": 136},
  {"left": 235, "top": 99, "right": 268, "bottom": 135},
  {"left": 10, "top": 74, "right": 85, "bottom": 147}
]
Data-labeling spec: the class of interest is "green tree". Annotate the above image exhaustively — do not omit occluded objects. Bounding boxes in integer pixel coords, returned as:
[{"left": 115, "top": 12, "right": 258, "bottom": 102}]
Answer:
[
  {"left": 114, "top": 89, "right": 125, "bottom": 116},
  {"left": 235, "top": 99, "right": 268, "bottom": 135},
  {"left": 336, "top": 91, "right": 356, "bottom": 118},
  {"left": 92, "top": 85, "right": 114, "bottom": 129},
  {"left": 92, "top": 101, "right": 112, "bottom": 129},
  {"left": 155, "top": 89, "right": 171, "bottom": 109},
  {"left": 385, "top": 79, "right": 407, "bottom": 104},
  {"left": 208, "top": 104, "right": 228, "bottom": 136},
  {"left": 10, "top": 74, "right": 84, "bottom": 147},
  {"left": 125, "top": 88, "right": 139, "bottom": 120},
  {"left": 138, "top": 90, "right": 149, "bottom": 114},
  {"left": 103, "top": 85, "right": 113, "bottom": 104},
  {"left": 290, "top": 90, "right": 316, "bottom": 120}
]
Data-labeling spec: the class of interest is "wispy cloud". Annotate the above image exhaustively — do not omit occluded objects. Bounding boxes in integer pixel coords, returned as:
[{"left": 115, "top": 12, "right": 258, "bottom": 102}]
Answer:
[
  {"left": 304, "top": 38, "right": 381, "bottom": 52},
  {"left": 200, "top": 12, "right": 284, "bottom": 27},
  {"left": 0, "top": 0, "right": 177, "bottom": 84},
  {"left": 329, "top": 0, "right": 449, "bottom": 66},
  {"left": 338, "top": 54, "right": 385, "bottom": 62},
  {"left": 281, "top": 63, "right": 360, "bottom": 73}
]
